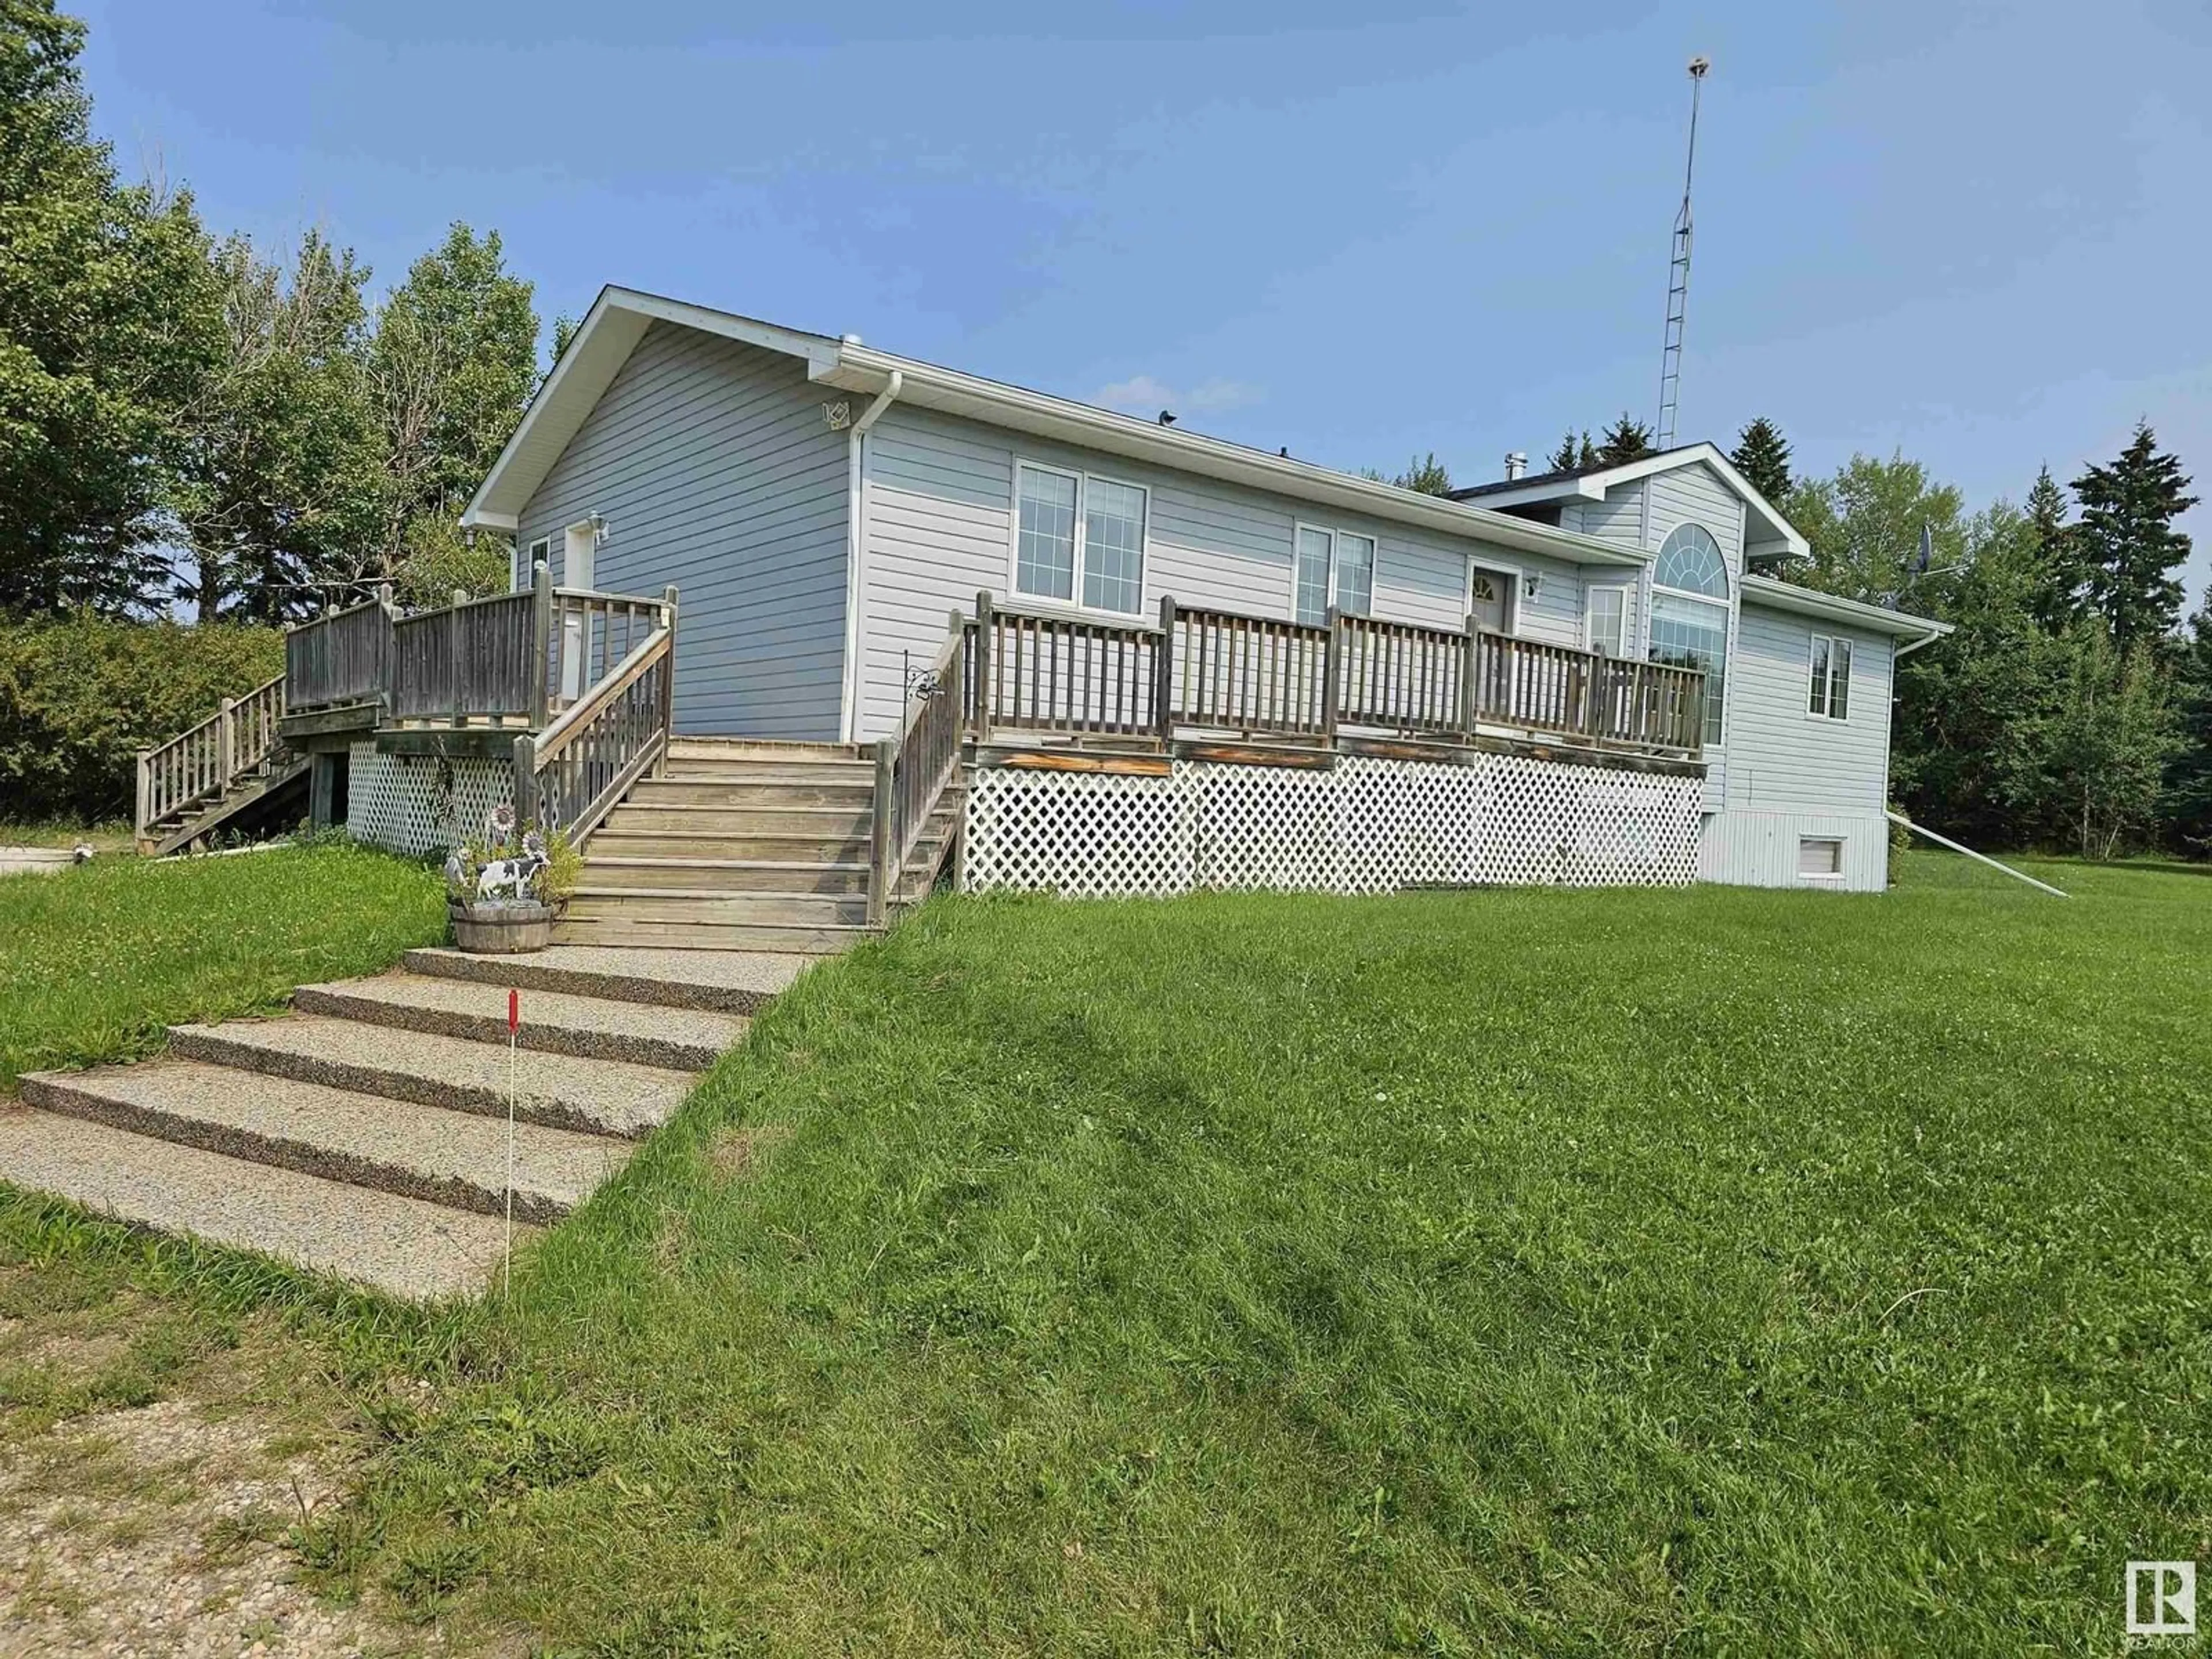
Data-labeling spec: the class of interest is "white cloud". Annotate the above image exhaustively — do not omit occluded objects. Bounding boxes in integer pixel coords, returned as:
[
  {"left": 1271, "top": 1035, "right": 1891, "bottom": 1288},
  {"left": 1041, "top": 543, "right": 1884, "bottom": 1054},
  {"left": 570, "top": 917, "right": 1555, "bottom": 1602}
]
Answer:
[{"left": 1091, "top": 374, "right": 1262, "bottom": 420}]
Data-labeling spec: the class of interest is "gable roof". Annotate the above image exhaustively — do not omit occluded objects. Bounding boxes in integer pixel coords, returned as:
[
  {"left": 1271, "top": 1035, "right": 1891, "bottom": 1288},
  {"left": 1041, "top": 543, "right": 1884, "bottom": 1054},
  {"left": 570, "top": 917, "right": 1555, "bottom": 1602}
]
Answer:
[
  {"left": 1450, "top": 443, "right": 1812, "bottom": 559},
  {"left": 464, "top": 287, "right": 1646, "bottom": 570}
]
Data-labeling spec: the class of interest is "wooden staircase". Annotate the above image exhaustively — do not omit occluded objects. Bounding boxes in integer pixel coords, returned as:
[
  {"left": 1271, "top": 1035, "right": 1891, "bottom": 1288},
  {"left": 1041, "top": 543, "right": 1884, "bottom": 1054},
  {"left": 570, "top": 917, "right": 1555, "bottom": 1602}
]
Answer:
[
  {"left": 138, "top": 757, "right": 311, "bottom": 857},
  {"left": 558, "top": 740, "right": 963, "bottom": 952}
]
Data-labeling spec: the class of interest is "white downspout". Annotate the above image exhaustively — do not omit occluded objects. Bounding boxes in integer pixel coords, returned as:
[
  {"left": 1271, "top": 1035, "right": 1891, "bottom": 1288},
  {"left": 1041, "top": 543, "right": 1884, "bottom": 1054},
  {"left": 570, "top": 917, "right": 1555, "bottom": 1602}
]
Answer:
[{"left": 837, "top": 369, "right": 903, "bottom": 743}]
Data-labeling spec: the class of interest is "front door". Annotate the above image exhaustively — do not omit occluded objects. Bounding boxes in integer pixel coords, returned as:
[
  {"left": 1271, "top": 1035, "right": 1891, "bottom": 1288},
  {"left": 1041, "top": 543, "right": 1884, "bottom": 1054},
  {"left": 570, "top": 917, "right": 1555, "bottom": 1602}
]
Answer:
[{"left": 1468, "top": 568, "right": 1512, "bottom": 633}]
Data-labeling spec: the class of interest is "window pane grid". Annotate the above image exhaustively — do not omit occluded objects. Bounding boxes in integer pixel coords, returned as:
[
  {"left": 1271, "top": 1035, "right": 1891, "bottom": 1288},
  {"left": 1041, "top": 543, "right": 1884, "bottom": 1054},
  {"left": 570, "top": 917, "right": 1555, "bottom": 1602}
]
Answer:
[
  {"left": 1588, "top": 588, "right": 1626, "bottom": 656},
  {"left": 1336, "top": 533, "right": 1374, "bottom": 618},
  {"left": 1648, "top": 592, "right": 1728, "bottom": 744},
  {"left": 1016, "top": 467, "right": 1077, "bottom": 602},
  {"left": 1294, "top": 528, "right": 1332, "bottom": 627},
  {"left": 1082, "top": 478, "right": 1145, "bottom": 613},
  {"left": 1830, "top": 639, "right": 1851, "bottom": 719},
  {"left": 1654, "top": 524, "right": 1728, "bottom": 599}
]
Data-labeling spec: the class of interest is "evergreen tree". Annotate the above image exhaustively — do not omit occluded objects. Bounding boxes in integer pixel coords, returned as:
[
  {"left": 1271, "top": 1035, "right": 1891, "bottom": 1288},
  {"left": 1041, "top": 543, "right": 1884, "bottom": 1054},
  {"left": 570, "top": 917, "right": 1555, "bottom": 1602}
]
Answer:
[
  {"left": 1547, "top": 430, "right": 1581, "bottom": 473},
  {"left": 1390, "top": 452, "right": 1452, "bottom": 495},
  {"left": 1594, "top": 413, "right": 1654, "bottom": 467},
  {"left": 1729, "top": 416, "right": 1793, "bottom": 504},
  {"left": 2023, "top": 464, "right": 2087, "bottom": 630},
  {"left": 2169, "top": 593, "right": 2212, "bottom": 855},
  {"left": 0, "top": 0, "right": 224, "bottom": 613},
  {"left": 2070, "top": 422, "right": 2197, "bottom": 654},
  {"left": 175, "top": 231, "right": 381, "bottom": 622}
]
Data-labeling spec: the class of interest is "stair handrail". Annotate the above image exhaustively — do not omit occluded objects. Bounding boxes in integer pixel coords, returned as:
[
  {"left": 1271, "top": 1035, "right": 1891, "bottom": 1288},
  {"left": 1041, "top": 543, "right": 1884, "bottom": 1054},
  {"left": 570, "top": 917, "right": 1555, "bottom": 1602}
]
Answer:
[
  {"left": 135, "top": 670, "right": 288, "bottom": 846},
  {"left": 513, "top": 585, "right": 677, "bottom": 847},
  {"left": 872, "top": 613, "right": 972, "bottom": 925}
]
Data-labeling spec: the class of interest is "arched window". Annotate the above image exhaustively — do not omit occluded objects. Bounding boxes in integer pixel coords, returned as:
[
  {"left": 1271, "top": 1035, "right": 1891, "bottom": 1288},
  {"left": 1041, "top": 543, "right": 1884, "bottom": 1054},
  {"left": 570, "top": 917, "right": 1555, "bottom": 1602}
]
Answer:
[
  {"left": 1648, "top": 523, "right": 1730, "bottom": 744},
  {"left": 1654, "top": 524, "right": 1728, "bottom": 598}
]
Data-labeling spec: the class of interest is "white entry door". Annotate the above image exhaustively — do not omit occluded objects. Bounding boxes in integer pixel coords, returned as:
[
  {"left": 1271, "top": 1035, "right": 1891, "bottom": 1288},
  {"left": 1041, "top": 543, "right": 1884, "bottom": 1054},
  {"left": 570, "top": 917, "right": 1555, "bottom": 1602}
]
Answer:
[
  {"left": 560, "top": 522, "right": 596, "bottom": 700},
  {"left": 1468, "top": 567, "right": 1512, "bottom": 633}
]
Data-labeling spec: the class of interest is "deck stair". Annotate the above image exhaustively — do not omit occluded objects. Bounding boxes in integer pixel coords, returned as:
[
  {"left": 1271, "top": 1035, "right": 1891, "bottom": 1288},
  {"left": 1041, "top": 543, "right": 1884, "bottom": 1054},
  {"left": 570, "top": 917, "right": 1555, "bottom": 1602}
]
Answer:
[
  {"left": 558, "top": 738, "right": 963, "bottom": 953},
  {"left": 0, "top": 945, "right": 805, "bottom": 1300},
  {"left": 138, "top": 755, "right": 311, "bottom": 857}
]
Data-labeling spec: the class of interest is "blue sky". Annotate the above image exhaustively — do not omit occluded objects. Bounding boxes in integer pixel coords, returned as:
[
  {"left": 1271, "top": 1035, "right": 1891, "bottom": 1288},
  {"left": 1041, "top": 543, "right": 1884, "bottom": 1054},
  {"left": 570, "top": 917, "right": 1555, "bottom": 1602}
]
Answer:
[{"left": 77, "top": 0, "right": 2212, "bottom": 603}]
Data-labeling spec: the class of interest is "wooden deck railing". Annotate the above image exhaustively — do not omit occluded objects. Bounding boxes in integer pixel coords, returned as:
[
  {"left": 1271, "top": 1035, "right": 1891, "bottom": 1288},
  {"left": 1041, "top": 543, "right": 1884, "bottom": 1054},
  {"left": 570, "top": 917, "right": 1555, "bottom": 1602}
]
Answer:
[
  {"left": 955, "top": 591, "right": 1705, "bottom": 759},
  {"left": 285, "top": 594, "right": 393, "bottom": 712},
  {"left": 873, "top": 616, "right": 972, "bottom": 923},
  {"left": 514, "top": 587, "right": 678, "bottom": 844},
  {"left": 135, "top": 673, "right": 287, "bottom": 844}
]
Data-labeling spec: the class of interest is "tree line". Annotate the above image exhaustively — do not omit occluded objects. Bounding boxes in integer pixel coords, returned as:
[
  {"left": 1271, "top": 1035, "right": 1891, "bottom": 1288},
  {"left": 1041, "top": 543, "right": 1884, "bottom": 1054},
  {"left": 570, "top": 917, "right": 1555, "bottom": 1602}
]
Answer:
[{"left": 1, "top": 0, "right": 540, "bottom": 626}]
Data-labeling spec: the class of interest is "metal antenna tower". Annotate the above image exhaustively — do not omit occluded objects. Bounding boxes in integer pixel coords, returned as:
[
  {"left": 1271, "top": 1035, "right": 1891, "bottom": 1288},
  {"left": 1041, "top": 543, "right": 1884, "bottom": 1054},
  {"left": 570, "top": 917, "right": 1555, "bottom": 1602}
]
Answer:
[{"left": 1655, "top": 56, "right": 1709, "bottom": 450}]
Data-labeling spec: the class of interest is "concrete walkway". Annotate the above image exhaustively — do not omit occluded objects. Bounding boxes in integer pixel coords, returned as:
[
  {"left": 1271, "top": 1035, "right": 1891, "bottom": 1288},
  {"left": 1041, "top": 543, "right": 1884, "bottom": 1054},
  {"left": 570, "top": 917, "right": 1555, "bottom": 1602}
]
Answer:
[{"left": 2, "top": 945, "right": 812, "bottom": 1300}]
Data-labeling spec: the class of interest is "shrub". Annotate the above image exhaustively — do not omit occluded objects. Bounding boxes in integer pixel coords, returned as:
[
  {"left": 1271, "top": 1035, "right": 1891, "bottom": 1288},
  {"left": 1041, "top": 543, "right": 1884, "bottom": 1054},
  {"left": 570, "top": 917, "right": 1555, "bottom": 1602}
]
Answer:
[{"left": 0, "top": 612, "right": 284, "bottom": 824}]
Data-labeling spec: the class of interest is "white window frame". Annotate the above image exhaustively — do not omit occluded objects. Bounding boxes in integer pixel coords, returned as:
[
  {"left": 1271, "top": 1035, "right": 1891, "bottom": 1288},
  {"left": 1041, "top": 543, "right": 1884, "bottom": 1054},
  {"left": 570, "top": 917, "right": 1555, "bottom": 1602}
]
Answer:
[
  {"left": 1797, "top": 836, "right": 1846, "bottom": 881},
  {"left": 1807, "top": 632, "right": 1853, "bottom": 722},
  {"left": 1289, "top": 521, "right": 1380, "bottom": 625},
  {"left": 1466, "top": 558, "right": 1521, "bottom": 635},
  {"left": 519, "top": 534, "right": 550, "bottom": 593},
  {"left": 1007, "top": 459, "right": 1149, "bottom": 618},
  {"left": 1584, "top": 583, "right": 1630, "bottom": 656}
]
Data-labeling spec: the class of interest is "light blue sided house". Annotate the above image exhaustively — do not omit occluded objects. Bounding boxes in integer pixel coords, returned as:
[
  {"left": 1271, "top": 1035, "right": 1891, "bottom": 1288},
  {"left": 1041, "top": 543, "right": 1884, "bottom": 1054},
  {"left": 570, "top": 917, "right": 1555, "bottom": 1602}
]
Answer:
[{"left": 322, "top": 283, "right": 1953, "bottom": 950}]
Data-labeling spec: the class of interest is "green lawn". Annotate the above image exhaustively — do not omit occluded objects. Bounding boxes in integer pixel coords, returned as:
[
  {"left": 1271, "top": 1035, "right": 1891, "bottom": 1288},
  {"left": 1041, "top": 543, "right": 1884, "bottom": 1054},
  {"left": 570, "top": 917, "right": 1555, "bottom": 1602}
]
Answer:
[
  {"left": 0, "top": 839, "right": 446, "bottom": 1091},
  {"left": 248, "top": 850, "right": 2202, "bottom": 1655}
]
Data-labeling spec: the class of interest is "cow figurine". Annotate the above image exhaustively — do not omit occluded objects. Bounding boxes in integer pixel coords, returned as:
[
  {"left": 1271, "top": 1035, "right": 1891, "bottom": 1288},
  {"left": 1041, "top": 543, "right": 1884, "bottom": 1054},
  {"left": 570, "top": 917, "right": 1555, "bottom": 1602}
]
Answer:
[{"left": 476, "top": 848, "right": 548, "bottom": 901}]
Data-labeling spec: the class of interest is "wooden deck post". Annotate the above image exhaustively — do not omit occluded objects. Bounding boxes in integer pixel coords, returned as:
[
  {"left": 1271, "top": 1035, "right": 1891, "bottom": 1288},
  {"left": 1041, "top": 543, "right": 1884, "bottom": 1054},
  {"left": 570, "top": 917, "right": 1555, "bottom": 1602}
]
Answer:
[
  {"left": 1320, "top": 607, "right": 1342, "bottom": 745},
  {"left": 973, "top": 589, "right": 995, "bottom": 743},
  {"left": 1459, "top": 612, "right": 1480, "bottom": 738},
  {"left": 528, "top": 559, "right": 552, "bottom": 729},
  {"left": 513, "top": 733, "right": 539, "bottom": 824},
  {"left": 449, "top": 588, "right": 468, "bottom": 728},
  {"left": 868, "top": 736, "right": 896, "bottom": 927},
  {"left": 217, "top": 697, "right": 237, "bottom": 791},
  {"left": 656, "top": 584, "right": 679, "bottom": 777},
  {"left": 1154, "top": 594, "right": 1177, "bottom": 747}
]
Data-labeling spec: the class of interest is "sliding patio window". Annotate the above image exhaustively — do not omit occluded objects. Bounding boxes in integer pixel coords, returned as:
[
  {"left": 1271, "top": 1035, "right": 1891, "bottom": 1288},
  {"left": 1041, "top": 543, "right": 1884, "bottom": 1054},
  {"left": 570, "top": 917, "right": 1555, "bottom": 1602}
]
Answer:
[{"left": 1013, "top": 463, "right": 1147, "bottom": 616}]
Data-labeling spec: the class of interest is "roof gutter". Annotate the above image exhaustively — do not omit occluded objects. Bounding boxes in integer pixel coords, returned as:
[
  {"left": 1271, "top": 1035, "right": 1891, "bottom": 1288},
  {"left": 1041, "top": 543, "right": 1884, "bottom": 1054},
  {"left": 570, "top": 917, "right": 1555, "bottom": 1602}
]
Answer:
[{"left": 838, "top": 369, "right": 903, "bottom": 743}]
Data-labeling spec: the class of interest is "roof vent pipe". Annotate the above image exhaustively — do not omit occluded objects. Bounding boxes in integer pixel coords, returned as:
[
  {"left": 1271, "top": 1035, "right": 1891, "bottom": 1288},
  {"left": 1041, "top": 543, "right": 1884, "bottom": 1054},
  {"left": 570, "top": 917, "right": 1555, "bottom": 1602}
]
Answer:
[{"left": 1504, "top": 452, "right": 1528, "bottom": 481}]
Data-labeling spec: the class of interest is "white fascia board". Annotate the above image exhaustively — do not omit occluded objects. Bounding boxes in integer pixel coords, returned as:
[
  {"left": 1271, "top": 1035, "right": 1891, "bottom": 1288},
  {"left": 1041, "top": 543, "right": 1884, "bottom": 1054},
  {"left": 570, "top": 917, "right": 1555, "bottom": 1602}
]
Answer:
[
  {"left": 467, "top": 510, "right": 518, "bottom": 533},
  {"left": 1740, "top": 573, "right": 1950, "bottom": 638},
  {"left": 821, "top": 346, "right": 1652, "bottom": 571},
  {"left": 1463, "top": 444, "right": 1812, "bottom": 558},
  {"left": 463, "top": 287, "right": 843, "bottom": 528}
]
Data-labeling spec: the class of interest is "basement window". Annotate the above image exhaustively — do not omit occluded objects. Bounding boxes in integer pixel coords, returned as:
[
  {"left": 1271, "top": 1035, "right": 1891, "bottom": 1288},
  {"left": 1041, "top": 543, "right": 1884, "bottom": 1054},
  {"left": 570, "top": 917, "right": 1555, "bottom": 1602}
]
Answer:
[{"left": 1797, "top": 837, "right": 1844, "bottom": 878}]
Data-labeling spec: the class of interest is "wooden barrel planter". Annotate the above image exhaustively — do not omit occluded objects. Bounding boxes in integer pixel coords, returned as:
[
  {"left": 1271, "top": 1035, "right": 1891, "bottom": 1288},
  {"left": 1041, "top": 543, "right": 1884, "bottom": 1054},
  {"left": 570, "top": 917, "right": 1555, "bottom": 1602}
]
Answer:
[{"left": 449, "top": 899, "right": 555, "bottom": 955}]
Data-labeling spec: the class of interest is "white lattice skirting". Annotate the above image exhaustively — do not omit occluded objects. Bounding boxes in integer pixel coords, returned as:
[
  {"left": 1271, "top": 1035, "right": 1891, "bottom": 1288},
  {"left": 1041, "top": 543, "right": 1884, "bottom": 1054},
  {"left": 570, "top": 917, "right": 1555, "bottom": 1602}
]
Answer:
[
  {"left": 961, "top": 753, "right": 1701, "bottom": 898},
  {"left": 346, "top": 743, "right": 516, "bottom": 858}
]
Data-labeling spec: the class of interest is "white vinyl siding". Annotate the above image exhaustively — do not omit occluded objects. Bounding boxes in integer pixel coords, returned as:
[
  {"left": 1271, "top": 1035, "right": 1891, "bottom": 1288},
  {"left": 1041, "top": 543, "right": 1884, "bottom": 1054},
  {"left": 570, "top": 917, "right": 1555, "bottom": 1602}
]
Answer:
[
  {"left": 515, "top": 324, "right": 849, "bottom": 738},
  {"left": 1809, "top": 634, "right": 1853, "bottom": 720},
  {"left": 1721, "top": 605, "right": 1894, "bottom": 817},
  {"left": 853, "top": 403, "right": 1593, "bottom": 738}
]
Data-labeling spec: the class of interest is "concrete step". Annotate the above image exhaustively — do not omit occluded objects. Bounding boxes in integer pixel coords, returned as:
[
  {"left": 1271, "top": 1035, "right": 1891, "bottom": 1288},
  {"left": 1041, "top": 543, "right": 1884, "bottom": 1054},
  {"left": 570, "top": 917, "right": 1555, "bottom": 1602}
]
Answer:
[
  {"left": 18, "top": 1060, "right": 628, "bottom": 1225},
  {"left": 293, "top": 972, "right": 748, "bottom": 1070},
  {"left": 402, "top": 945, "right": 808, "bottom": 1013},
  {"left": 623, "top": 778, "right": 876, "bottom": 809},
  {"left": 577, "top": 858, "right": 872, "bottom": 895},
  {"left": 0, "top": 1107, "right": 518, "bottom": 1302},
  {"left": 596, "top": 803, "right": 875, "bottom": 837},
  {"left": 566, "top": 889, "right": 872, "bottom": 927},
  {"left": 588, "top": 828, "right": 873, "bottom": 864},
  {"left": 166, "top": 1014, "right": 692, "bottom": 1139},
  {"left": 552, "top": 915, "right": 868, "bottom": 955}
]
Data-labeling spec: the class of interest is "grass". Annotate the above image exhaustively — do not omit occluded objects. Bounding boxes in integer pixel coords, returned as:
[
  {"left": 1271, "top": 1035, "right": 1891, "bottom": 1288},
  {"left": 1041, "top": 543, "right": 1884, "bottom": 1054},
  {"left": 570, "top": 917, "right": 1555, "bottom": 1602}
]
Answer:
[
  {"left": 0, "top": 820, "right": 135, "bottom": 853},
  {"left": 2, "top": 845, "right": 2205, "bottom": 1650},
  {"left": 0, "top": 837, "right": 446, "bottom": 1091},
  {"left": 182, "top": 848, "right": 2188, "bottom": 1656}
]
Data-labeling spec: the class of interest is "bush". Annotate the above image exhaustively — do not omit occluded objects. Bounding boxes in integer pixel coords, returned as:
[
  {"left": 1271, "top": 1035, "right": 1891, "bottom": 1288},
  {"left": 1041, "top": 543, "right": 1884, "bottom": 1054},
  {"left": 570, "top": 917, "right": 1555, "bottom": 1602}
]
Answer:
[{"left": 0, "top": 612, "right": 284, "bottom": 824}]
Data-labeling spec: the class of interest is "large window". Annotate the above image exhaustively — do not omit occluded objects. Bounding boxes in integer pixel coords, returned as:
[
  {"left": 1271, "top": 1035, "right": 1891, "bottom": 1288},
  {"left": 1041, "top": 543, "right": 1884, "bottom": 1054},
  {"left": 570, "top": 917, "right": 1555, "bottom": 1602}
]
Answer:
[
  {"left": 1014, "top": 464, "right": 1147, "bottom": 615},
  {"left": 1648, "top": 522, "right": 1729, "bottom": 743},
  {"left": 1292, "top": 525, "right": 1376, "bottom": 626},
  {"left": 1808, "top": 633, "right": 1853, "bottom": 721}
]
